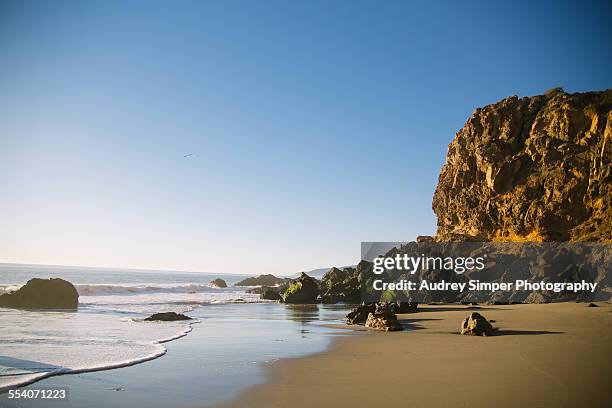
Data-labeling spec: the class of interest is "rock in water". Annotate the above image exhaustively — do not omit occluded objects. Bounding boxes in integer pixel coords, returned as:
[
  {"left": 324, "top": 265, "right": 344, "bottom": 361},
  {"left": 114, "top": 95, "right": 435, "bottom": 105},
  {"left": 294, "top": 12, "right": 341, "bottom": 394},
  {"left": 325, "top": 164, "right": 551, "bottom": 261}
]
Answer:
[
  {"left": 260, "top": 287, "right": 282, "bottom": 301},
  {"left": 209, "top": 278, "right": 227, "bottom": 288},
  {"left": 281, "top": 273, "right": 319, "bottom": 304},
  {"left": 235, "top": 274, "right": 289, "bottom": 287},
  {"left": 144, "top": 312, "right": 192, "bottom": 321},
  {"left": 0, "top": 278, "right": 78, "bottom": 309},
  {"left": 433, "top": 89, "right": 611, "bottom": 242},
  {"left": 460, "top": 312, "right": 495, "bottom": 336}
]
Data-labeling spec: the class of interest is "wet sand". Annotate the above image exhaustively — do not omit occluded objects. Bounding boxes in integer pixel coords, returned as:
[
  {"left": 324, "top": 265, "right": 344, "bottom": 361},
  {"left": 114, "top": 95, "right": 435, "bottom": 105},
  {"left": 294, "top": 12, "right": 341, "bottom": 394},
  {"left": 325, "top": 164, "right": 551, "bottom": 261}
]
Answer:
[{"left": 211, "top": 302, "right": 611, "bottom": 408}]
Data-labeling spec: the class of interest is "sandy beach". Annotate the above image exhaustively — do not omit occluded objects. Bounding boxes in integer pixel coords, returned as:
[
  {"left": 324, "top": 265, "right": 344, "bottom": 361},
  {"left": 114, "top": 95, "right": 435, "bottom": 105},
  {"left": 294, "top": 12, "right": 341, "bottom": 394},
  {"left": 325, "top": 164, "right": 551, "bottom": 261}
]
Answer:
[{"left": 212, "top": 302, "right": 612, "bottom": 408}]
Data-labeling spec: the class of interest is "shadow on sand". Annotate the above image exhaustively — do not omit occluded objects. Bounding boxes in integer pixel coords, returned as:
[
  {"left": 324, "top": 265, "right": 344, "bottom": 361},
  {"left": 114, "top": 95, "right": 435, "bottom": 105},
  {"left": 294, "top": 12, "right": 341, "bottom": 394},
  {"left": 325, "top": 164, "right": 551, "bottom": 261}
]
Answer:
[{"left": 494, "top": 329, "right": 564, "bottom": 336}]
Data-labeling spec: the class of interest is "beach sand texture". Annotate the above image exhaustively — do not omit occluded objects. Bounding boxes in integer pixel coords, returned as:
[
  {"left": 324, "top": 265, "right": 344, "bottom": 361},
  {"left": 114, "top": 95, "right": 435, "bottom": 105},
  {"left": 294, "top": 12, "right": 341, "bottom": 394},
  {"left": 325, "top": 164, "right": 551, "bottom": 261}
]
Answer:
[{"left": 212, "top": 302, "right": 611, "bottom": 408}]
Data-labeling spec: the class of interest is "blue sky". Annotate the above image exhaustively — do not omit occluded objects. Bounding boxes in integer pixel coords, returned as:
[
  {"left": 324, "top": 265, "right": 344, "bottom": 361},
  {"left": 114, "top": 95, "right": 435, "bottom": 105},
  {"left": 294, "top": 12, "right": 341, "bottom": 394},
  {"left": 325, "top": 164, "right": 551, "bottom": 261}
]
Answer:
[{"left": 0, "top": 0, "right": 610, "bottom": 275}]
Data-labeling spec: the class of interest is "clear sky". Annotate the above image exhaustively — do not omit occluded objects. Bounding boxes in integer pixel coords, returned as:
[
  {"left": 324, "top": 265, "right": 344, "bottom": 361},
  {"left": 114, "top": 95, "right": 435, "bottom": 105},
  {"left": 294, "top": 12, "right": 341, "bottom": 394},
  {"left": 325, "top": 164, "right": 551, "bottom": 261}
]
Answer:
[{"left": 0, "top": 0, "right": 610, "bottom": 275}]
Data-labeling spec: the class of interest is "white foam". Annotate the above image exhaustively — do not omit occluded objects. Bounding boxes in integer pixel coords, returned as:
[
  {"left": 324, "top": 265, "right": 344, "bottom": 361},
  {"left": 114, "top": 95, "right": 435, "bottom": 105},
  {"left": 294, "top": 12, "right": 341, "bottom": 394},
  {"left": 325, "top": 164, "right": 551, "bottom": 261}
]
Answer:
[{"left": 0, "top": 308, "right": 195, "bottom": 392}]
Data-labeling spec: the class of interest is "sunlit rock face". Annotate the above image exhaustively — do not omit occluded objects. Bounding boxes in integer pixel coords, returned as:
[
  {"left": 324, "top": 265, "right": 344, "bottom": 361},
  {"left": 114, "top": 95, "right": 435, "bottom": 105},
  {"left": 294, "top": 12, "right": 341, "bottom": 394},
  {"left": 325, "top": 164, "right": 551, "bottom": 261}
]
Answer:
[{"left": 433, "top": 88, "right": 611, "bottom": 242}]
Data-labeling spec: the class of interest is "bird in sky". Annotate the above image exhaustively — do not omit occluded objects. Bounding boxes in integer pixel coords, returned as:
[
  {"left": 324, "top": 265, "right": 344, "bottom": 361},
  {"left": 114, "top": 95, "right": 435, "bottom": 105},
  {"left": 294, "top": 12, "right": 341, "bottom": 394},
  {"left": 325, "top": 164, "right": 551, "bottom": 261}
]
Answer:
[{"left": 183, "top": 153, "right": 196, "bottom": 158}]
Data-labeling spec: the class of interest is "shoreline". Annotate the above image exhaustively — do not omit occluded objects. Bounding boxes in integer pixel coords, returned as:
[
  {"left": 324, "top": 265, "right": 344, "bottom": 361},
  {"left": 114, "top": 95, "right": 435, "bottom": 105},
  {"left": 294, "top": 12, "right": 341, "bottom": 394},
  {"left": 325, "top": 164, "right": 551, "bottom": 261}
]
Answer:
[
  {"left": 0, "top": 318, "right": 197, "bottom": 393},
  {"left": 212, "top": 302, "right": 612, "bottom": 408}
]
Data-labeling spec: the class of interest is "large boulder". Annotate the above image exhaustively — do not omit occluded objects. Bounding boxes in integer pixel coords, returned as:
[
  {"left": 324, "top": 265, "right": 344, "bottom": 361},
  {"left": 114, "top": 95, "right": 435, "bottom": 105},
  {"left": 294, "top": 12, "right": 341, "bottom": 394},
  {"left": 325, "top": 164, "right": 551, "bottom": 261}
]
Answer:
[
  {"left": 433, "top": 89, "right": 611, "bottom": 242},
  {"left": 209, "top": 278, "right": 227, "bottom": 288},
  {"left": 460, "top": 312, "right": 495, "bottom": 336},
  {"left": 0, "top": 278, "right": 78, "bottom": 309},
  {"left": 319, "top": 267, "right": 361, "bottom": 304},
  {"left": 144, "top": 312, "right": 192, "bottom": 321},
  {"left": 281, "top": 273, "right": 319, "bottom": 304}
]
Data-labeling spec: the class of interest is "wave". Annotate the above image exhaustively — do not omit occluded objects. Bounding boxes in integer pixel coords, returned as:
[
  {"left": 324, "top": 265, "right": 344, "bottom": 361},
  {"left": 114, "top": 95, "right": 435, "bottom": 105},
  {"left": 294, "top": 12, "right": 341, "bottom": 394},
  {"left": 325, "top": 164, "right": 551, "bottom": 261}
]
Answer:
[
  {"left": 0, "top": 283, "right": 237, "bottom": 297},
  {"left": 0, "top": 319, "right": 195, "bottom": 393},
  {"left": 76, "top": 283, "right": 229, "bottom": 296}
]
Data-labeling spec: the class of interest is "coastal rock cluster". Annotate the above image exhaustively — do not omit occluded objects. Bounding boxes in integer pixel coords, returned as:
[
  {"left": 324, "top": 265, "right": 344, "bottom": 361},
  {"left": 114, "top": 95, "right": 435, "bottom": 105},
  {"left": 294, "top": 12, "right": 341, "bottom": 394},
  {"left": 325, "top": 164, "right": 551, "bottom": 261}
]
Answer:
[
  {"left": 0, "top": 278, "right": 78, "bottom": 309},
  {"left": 433, "top": 89, "right": 611, "bottom": 242},
  {"left": 319, "top": 266, "right": 361, "bottom": 304}
]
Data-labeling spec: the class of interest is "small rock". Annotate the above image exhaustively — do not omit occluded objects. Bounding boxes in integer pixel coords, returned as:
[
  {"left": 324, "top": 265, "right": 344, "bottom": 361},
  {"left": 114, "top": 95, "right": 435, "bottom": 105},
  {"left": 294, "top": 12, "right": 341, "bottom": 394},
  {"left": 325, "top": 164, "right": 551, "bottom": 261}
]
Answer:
[
  {"left": 460, "top": 312, "right": 494, "bottom": 336},
  {"left": 209, "top": 278, "right": 227, "bottom": 288},
  {"left": 144, "top": 312, "right": 192, "bottom": 321},
  {"left": 587, "top": 303, "right": 599, "bottom": 307},
  {"left": 365, "top": 311, "right": 402, "bottom": 332}
]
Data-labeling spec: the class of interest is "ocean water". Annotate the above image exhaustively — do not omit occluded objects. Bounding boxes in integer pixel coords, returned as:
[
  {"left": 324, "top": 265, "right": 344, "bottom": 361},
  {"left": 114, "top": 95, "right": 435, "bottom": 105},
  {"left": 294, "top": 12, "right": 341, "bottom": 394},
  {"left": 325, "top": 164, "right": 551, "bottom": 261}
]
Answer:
[{"left": 0, "top": 264, "right": 354, "bottom": 407}]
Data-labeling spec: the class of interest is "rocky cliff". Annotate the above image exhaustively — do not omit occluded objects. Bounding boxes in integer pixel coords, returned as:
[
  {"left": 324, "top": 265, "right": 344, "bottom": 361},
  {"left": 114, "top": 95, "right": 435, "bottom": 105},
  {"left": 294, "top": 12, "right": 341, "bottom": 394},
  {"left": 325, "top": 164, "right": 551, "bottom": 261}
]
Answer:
[{"left": 433, "top": 88, "right": 611, "bottom": 242}]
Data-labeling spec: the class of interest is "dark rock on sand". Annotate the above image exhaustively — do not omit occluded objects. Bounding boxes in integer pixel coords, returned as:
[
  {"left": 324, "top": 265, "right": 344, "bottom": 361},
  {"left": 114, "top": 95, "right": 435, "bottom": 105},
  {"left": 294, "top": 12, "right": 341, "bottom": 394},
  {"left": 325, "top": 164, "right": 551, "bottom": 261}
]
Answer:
[
  {"left": 209, "top": 278, "right": 227, "bottom": 288},
  {"left": 587, "top": 303, "right": 599, "bottom": 307},
  {"left": 346, "top": 301, "right": 416, "bottom": 325},
  {"left": 365, "top": 304, "right": 402, "bottom": 332},
  {"left": 433, "top": 89, "right": 611, "bottom": 242},
  {"left": 460, "top": 312, "right": 495, "bottom": 336},
  {"left": 144, "top": 312, "right": 192, "bottom": 321},
  {"left": 346, "top": 303, "right": 376, "bottom": 325},
  {"left": 281, "top": 273, "right": 319, "bottom": 304},
  {"left": 0, "top": 278, "right": 78, "bottom": 309},
  {"left": 319, "top": 267, "right": 361, "bottom": 304},
  {"left": 389, "top": 301, "right": 418, "bottom": 314}
]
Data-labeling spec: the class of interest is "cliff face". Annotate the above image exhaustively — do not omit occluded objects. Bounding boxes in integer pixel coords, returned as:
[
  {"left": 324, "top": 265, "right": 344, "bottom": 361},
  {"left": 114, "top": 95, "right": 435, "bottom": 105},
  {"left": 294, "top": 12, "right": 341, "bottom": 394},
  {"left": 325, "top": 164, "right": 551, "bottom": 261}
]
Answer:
[{"left": 433, "top": 89, "right": 611, "bottom": 242}]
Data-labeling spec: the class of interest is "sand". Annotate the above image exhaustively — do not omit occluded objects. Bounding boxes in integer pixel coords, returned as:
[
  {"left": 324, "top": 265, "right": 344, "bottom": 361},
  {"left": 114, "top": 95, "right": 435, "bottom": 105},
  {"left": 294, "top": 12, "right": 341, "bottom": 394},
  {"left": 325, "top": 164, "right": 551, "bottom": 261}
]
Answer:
[{"left": 211, "top": 302, "right": 611, "bottom": 408}]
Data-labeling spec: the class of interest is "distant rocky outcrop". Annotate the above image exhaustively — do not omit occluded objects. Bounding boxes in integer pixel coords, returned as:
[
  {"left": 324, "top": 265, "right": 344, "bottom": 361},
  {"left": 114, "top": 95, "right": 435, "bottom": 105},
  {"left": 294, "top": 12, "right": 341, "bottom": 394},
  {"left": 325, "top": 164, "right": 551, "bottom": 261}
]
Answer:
[
  {"left": 319, "top": 267, "right": 361, "bottom": 304},
  {"left": 281, "top": 273, "right": 319, "bottom": 304},
  {"left": 460, "top": 312, "right": 495, "bottom": 336},
  {"left": 144, "top": 312, "right": 192, "bottom": 321},
  {"left": 0, "top": 278, "right": 78, "bottom": 309},
  {"left": 433, "top": 89, "right": 611, "bottom": 242},
  {"left": 235, "top": 274, "right": 290, "bottom": 287},
  {"left": 209, "top": 278, "right": 227, "bottom": 288}
]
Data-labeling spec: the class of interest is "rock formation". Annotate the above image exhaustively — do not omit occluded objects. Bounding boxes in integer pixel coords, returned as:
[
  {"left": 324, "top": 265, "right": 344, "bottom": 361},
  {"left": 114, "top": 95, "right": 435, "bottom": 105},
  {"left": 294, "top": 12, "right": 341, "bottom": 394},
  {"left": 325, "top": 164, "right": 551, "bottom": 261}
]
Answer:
[
  {"left": 346, "top": 303, "right": 376, "bottom": 325},
  {"left": 235, "top": 274, "right": 290, "bottom": 287},
  {"left": 433, "top": 89, "right": 611, "bottom": 242},
  {"left": 364, "top": 303, "right": 402, "bottom": 331},
  {"left": 260, "top": 287, "right": 282, "bottom": 301},
  {"left": 0, "top": 278, "right": 78, "bottom": 309},
  {"left": 144, "top": 312, "right": 192, "bottom": 321},
  {"left": 346, "top": 301, "right": 416, "bottom": 325},
  {"left": 460, "top": 312, "right": 495, "bottom": 336},
  {"left": 319, "top": 267, "right": 361, "bottom": 303},
  {"left": 209, "top": 278, "right": 228, "bottom": 288},
  {"left": 281, "top": 272, "right": 319, "bottom": 304}
]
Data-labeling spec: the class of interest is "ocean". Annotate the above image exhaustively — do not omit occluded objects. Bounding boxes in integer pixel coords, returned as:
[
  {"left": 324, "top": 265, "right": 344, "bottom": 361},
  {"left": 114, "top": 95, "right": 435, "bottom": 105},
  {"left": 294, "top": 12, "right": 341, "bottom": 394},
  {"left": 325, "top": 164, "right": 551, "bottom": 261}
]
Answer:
[{"left": 0, "top": 264, "right": 354, "bottom": 407}]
